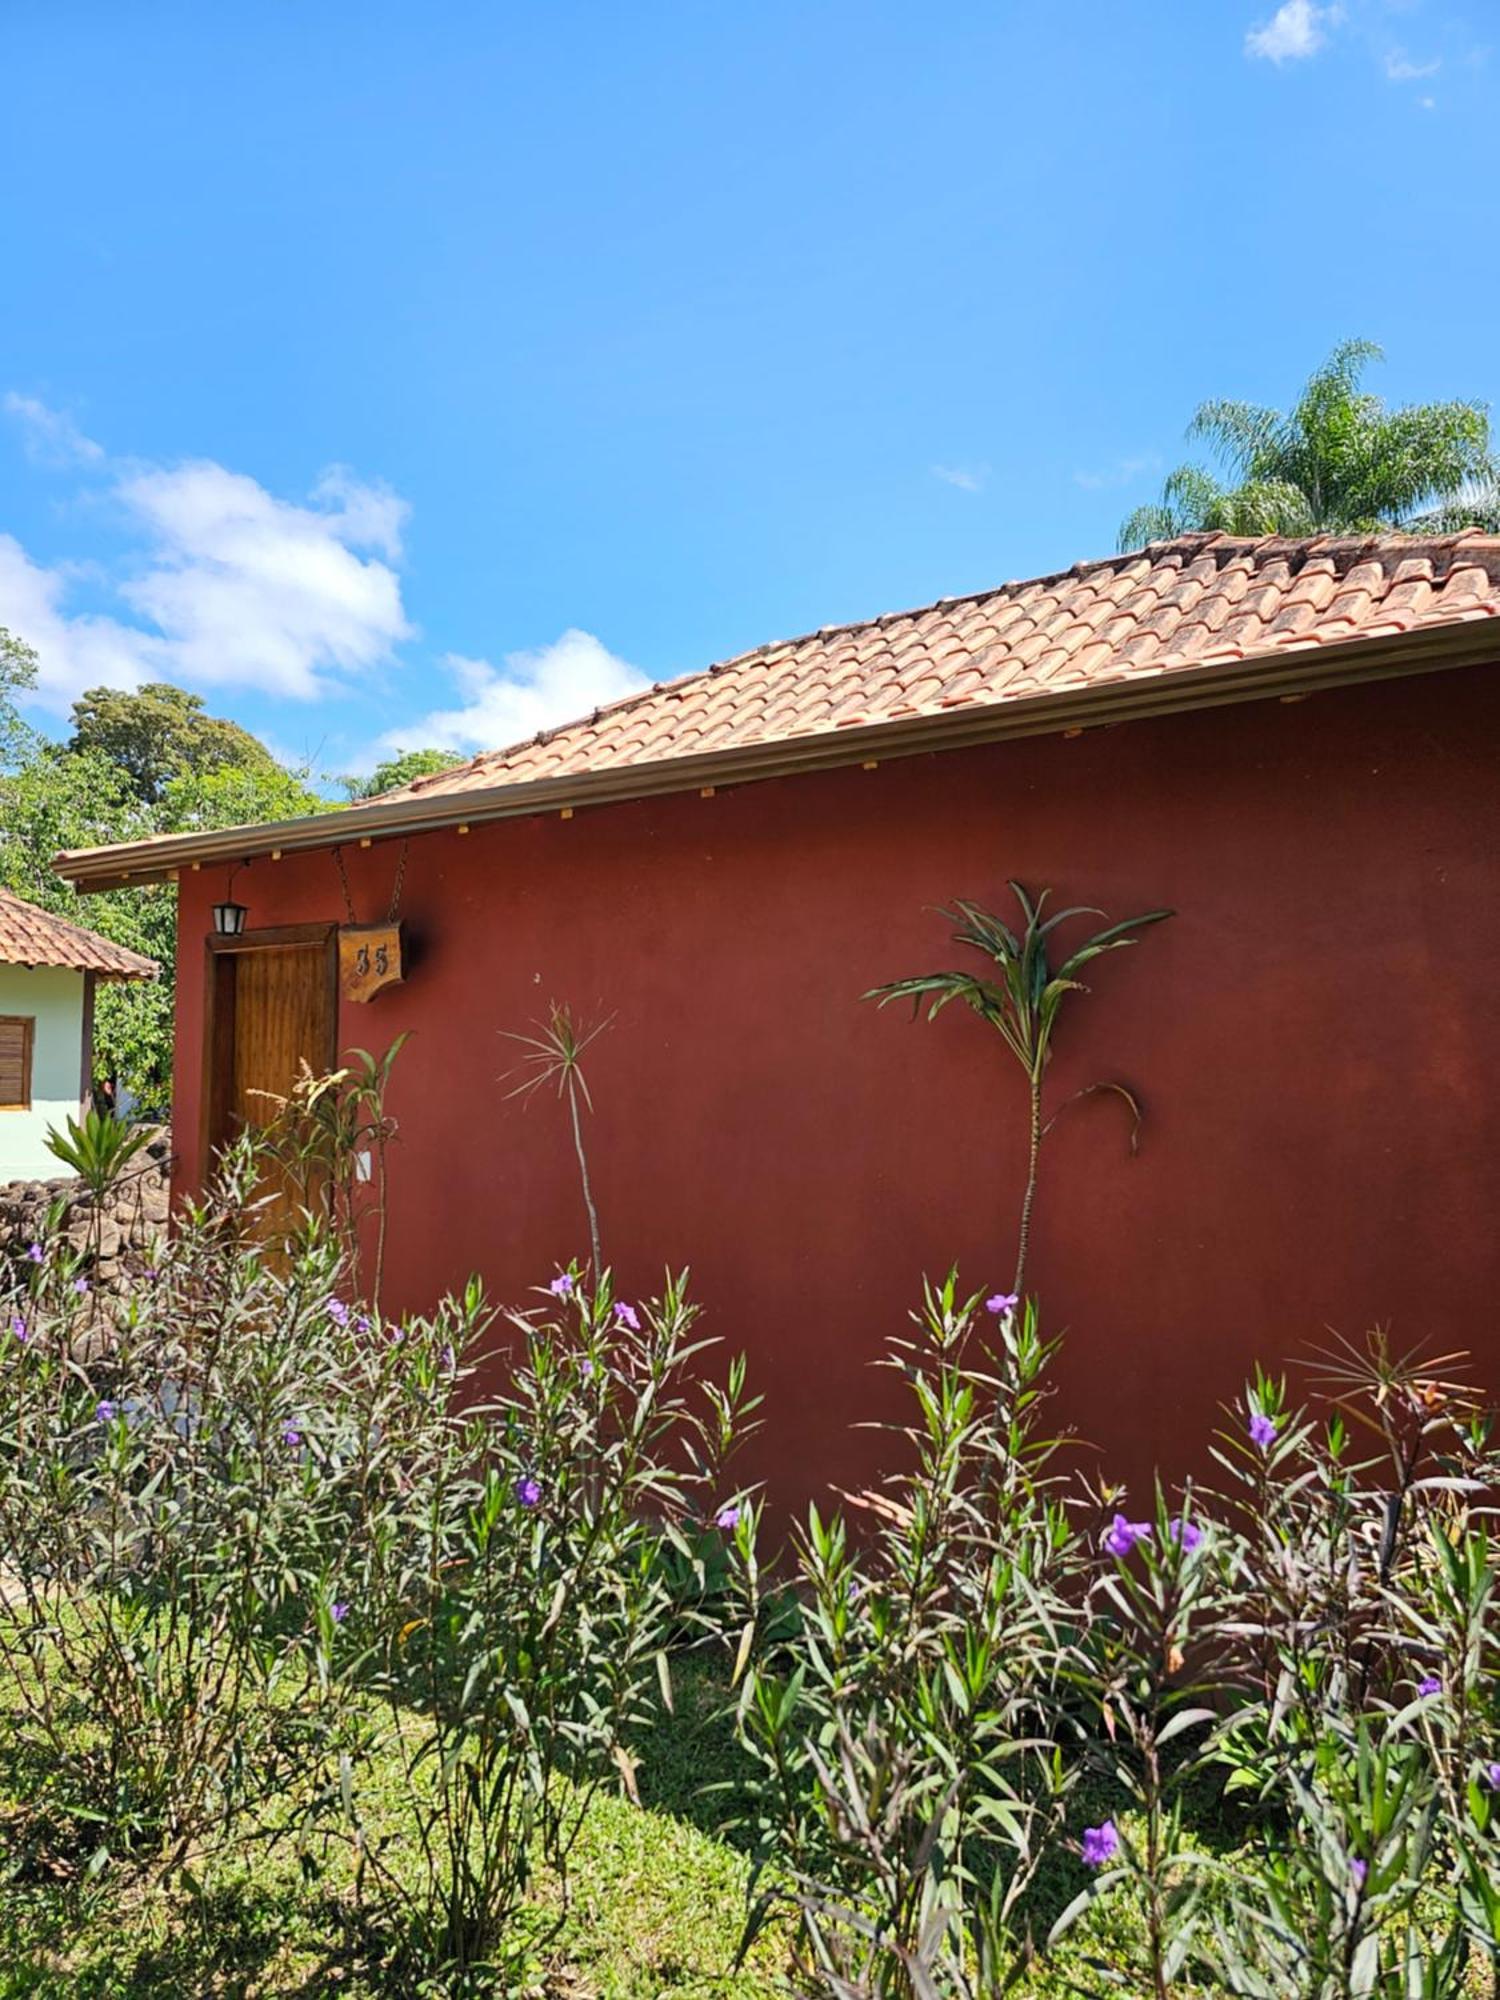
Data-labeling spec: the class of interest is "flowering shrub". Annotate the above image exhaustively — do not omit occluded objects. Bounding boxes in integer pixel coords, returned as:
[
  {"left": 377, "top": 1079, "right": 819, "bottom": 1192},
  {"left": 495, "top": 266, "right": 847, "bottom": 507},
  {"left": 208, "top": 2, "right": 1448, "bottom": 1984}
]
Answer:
[
  {"left": 333, "top": 1264, "right": 755, "bottom": 1989},
  {"left": 0, "top": 1135, "right": 475, "bottom": 1871},
  {"left": 731, "top": 1294, "right": 1500, "bottom": 2000},
  {"left": 728, "top": 1278, "right": 1086, "bottom": 1995}
]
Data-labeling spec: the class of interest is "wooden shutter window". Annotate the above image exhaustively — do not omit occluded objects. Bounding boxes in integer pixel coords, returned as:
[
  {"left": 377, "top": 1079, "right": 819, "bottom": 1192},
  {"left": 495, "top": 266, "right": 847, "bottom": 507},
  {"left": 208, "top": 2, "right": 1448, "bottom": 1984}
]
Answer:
[{"left": 0, "top": 1017, "right": 34, "bottom": 1111}]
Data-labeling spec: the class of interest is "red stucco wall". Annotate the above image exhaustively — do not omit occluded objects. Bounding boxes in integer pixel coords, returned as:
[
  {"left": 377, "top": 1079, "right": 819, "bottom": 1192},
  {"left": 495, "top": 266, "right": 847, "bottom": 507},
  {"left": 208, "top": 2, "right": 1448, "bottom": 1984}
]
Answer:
[{"left": 172, "top": 665, "right": 1500, "bottom": 1510}]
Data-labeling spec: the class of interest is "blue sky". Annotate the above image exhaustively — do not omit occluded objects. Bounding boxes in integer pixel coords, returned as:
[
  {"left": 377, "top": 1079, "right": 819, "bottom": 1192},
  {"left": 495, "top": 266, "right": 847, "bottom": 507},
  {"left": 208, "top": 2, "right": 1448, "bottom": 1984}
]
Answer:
[{"left": 0, "top": 0, "right": 1493, "bottom": 785}]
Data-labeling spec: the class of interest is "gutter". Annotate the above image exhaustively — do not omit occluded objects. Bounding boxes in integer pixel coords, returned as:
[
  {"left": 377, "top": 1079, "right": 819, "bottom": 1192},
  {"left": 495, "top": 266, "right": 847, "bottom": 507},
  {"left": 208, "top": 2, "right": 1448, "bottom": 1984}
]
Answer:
[{"left": 54, "top": 617, "right": 1500, "bottom": 893}]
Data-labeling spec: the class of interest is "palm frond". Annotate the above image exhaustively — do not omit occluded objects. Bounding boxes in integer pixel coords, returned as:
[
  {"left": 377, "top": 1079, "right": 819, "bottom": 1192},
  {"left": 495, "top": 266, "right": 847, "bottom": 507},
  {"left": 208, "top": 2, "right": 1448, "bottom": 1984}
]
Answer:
[
  {"left": 1118, "top": 466, "right": 1232, "bottom": 553},
  {"left": 1403, "top": 476, "right": 1500, "bottom": 535},
  {"left": 1216, "top": 479, "right": 1316, "bottom": 537},
  {"left": 1117, "top": 501, "right": 1186, "bottom": 553},
  {"left": 1187, "top": 399, "right": 1281, "bottom": 480}
]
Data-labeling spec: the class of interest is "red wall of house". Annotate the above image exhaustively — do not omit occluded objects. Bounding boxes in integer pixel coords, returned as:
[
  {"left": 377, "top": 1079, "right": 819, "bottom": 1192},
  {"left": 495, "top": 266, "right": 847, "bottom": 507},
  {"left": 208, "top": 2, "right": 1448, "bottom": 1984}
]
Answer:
[{"left": 172, "top": 665, "right": 1500, "bottom": 1511}]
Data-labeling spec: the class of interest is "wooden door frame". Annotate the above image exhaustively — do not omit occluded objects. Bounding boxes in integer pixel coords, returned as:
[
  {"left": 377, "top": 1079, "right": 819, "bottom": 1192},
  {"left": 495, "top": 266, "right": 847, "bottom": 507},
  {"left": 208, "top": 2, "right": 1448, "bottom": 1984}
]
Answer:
[{"left": 200, "top": 923, "right": 339, "bottom": 1173}]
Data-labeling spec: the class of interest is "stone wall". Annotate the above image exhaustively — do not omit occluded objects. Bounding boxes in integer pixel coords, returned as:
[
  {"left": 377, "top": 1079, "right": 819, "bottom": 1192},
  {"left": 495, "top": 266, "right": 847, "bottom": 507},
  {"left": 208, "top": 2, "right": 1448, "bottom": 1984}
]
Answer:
[{"left": 0, "top": 1129, "right": 172, "bottom": 1293}]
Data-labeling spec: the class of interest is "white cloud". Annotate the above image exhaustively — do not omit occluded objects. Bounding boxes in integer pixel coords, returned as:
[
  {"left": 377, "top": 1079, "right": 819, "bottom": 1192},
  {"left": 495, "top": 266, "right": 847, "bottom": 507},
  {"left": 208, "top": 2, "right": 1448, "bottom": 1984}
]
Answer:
[
  {"left": 0, "top": 534, "right": 149, "bottom": 701},
  {"left": 115, "top": 460, "right": 412, "bottom": 698},
  {"left": 931, "top": 463, "right": 989, "bottom": 494},
  {"left": 1074, "top": 452, "right": 1162, "bottom": 492},
  {"left": 309, "top": 464, "right": 408, "bottom": 562},
  {"left": 1419, "top": 92, "right": 1437, "bottom": 107},
  {"left": 0, "top": 408, "right": 413, "bottom": 710},
  {"left": 1, "top": 393, "right": 635, "bottom": 753},
  {"left": 1245, "top": 0, "right": 1342, "bottom": 62},
  {"left": 3, "top": 392, "right": 104, "bottom": 468},
  {"left": 385, "top": 630, "right": 646, "bottom": 756},
  {"left": 1384, "top": 47, "right": 1440, "bottom": 79}
]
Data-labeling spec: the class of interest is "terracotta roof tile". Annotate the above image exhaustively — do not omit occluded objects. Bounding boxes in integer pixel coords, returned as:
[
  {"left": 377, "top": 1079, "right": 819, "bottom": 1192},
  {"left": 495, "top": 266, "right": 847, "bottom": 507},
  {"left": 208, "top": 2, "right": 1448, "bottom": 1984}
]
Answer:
[
  {"left": 370, "top": 532, "right": 1500, "bottom": 805},
  {"left": 0, "top": 891, "right": 156, "bottom": 979}
]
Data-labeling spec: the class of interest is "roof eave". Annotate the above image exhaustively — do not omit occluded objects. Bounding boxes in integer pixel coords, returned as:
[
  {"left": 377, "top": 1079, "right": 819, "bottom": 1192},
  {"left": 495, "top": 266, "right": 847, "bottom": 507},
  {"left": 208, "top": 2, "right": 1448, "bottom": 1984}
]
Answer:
[
  {"left": 0, "top": 957, "right": 155, "bottom": 979},
  {"left": 53, "top": 618, "right": 1500, "bottom": 893}
]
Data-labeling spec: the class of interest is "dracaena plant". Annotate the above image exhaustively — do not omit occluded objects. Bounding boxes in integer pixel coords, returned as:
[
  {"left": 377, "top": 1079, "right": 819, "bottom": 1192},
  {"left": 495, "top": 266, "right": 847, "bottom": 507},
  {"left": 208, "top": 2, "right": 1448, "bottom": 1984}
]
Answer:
[
  {"left": 866, "top": 883, "right": 1172, "bottom": 1295},
  {"left": 502, "top": 1002, "right": 613, "bottom": 1277}
]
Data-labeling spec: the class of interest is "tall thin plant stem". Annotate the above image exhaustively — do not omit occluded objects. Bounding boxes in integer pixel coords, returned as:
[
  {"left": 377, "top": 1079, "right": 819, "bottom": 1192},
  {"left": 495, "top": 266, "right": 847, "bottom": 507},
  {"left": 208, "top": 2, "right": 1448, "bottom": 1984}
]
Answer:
[
  {"left": 502, "top": 1003, "right": 613, "bottom": 1277},
  {"left": 567, "top": 1076, "right": 602, "bottom": 1275},
  {"left": 1015, "top": 1071, "right": 1044, "bottom": 1296}
]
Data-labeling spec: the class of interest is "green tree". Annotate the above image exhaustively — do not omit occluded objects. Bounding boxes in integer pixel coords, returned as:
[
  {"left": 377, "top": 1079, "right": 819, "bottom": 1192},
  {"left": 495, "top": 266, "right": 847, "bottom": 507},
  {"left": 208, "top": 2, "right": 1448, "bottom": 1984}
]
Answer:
[
  {"left": 69, "top": 681, "right": 281, "bottom": 804},
  {"left": 1120, "top": 340, "right": 1499, "bottom": 549},
  {"left": 0, "top": 730, "right": 327, "bottom": 1111},
  {"left": 340, "top": 746, "right": 462, "bottom": 800},
  {"left": 0, "top": 627, "right": 41, "bottom": 771},
  {"left": 0, "top": 743, "right": 168, "bottom": 1104}
]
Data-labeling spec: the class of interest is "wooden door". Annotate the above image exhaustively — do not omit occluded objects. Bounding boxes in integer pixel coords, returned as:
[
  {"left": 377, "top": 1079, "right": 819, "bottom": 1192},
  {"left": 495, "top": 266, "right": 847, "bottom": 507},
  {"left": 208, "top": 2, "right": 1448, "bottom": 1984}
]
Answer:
[{"left": 203, "top": 926, "right": 338, "bottom": 1175}]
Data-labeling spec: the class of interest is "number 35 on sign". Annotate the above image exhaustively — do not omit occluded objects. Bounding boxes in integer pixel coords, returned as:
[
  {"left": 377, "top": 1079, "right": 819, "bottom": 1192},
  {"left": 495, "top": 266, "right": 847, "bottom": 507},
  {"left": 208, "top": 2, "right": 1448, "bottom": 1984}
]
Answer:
[{"left": 338, "top": 924, "right": 405, "bottom": 1003}]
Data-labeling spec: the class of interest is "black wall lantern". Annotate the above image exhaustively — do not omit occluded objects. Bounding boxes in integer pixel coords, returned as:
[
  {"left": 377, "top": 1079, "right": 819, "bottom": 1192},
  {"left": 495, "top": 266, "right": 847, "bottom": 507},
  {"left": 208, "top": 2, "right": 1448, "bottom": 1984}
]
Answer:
[{"left": 211, "top": 864, "right": 248, "bottom": 937}]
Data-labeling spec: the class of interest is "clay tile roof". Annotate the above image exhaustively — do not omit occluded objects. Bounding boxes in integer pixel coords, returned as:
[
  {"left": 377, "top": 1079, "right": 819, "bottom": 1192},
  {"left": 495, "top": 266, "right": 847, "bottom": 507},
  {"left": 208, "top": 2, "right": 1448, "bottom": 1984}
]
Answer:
[
  {"left": 0, "top": 890, "right": 156, "bottom": 979},
  {"left": 373, "top": 532, "right": 1500, "bottom": 804}
]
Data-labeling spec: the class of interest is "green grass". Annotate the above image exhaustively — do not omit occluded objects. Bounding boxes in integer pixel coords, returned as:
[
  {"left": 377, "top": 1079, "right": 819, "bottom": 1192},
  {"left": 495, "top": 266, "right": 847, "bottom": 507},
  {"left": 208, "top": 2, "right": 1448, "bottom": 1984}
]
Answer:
[
  {"left": 0, "top": 1658, "right": 1489, "bottom": 1999},
  {"left": 0, "top": 1654, "right": 781, "bottom": 1999}
]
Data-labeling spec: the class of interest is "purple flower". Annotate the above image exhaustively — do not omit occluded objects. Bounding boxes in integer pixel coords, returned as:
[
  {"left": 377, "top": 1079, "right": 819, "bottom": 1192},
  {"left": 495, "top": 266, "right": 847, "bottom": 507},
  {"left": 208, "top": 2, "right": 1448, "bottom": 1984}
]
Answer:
[
  {"left": 548, "top": 1274, "right": 573, "bottom": 1297},
  {"left": 9, "top": 1315, "right": 28, "bottom": 1344},
  {"left": 986, "top": 1292, "right": 1020, "bottom": 1317},
  {"left": 1080, "top": 1820, "right": 1119, "bottom": 1869},
  {"left": 440, "top": 1343, "right": 456, "bottom": 1371},
  {"left": 579, "top": 1357, "right": 595, "bottom": 1378},
  {"left": 1169, "top": 1518, "right": 1203, "bottom": 1551},
  {"left": 331, "top": 1601, "right": 349, "bottom": 1624},
  {"left": 145, "top": 1266, "right": 160, "bottom": 1284},
  {"left": 516, "top": 1475, "right": 542, "bottom": 1508},
  {"left": 95, "top": 1399, "right": 118, "bottom": 1424},
  {"left": 25, "top": 1243, "right": 43, "bottom": 1264},
  {"left": 353, "top": 1313, "right": 372, "bottom": 1337},
  {"left": 1485, "top": 1761, "right": 1500, "bottom": 1792},
  {"left": 327, "top": 1299, "right": 350, "bottom": 1327},
  {"left": 281, "top": 1422, "right": 303, "bottom": 1448},
  {"left": 1350, "top": 1857, "right": 1367, "bottom": 1890},
  {"left": 72, "top": 1276, "right": 90, "bottom": 1297},
  {"left": 715, "top": 1504, "right": 742, "bottom": 1531},
  {"left": 1103, "top": 1513, "right": 1152, "bottom": 1558},
  {"left": 1248, "top": 1410, "right": 1278, "bottom": 1451},
  {"left": 613, "top": 1302, "right": 641, "bottom": 1331},
  {"left": 1417, "top": 1675, "right": 1442, "bottom": 1698}
]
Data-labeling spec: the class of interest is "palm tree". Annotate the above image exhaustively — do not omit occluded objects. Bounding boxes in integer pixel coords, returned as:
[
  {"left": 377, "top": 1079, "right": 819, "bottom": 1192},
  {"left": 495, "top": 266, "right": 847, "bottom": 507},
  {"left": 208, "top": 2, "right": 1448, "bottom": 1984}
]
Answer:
[{"left": 1119, "top": 340, "right": 1498, "bottom": 550}]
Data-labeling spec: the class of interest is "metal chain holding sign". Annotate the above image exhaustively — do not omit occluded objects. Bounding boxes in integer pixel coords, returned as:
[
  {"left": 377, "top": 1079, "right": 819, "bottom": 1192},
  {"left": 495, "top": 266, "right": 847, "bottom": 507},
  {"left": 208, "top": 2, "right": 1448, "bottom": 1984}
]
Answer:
[
  {"left": 386, "top": 839, "right": 408, "bottom": 924},
  {"left": 332, "top": 846, "right": 358, "bottom": 925}
]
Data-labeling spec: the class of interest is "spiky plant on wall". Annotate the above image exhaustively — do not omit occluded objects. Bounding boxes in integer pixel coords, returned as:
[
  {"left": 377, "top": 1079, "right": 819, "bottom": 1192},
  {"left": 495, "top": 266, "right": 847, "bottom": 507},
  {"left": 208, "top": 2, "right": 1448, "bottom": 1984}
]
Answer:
[
  {"left": 502, "top": 1003, "right": 613, "bottom": 1277},
  {"left": 867, "top": 882, "right": 1172, "bottom": 1296}
]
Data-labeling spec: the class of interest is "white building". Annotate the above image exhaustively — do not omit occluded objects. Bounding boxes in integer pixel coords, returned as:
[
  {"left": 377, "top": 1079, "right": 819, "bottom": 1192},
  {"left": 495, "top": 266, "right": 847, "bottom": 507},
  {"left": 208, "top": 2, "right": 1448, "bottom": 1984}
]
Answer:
[{"left": 0, "top": 889, "right": 156, "bottom": 1179}]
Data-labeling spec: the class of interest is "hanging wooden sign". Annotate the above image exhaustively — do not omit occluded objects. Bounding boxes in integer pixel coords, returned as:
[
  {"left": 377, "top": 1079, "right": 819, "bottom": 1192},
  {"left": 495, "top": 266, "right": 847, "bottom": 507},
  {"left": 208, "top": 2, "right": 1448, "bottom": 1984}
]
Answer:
[{"left": 339, "top": 923, "right": 405, "bottom": 1003}]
